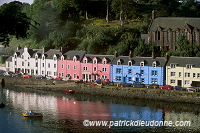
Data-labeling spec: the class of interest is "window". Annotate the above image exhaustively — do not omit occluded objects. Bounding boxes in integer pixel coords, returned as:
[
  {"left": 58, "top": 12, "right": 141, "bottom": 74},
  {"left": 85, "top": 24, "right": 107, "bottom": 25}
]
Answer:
[
  {"left": 42, "top": 63, "right": 44, "bottom": 67},
  {"left": 73, "top": 57, "right": 76, "bottom": 62},
  {"left": 117, "top": 60, "right": 121, "bottom": 65},
  {"left": 83, "top": 67, "right": 88, "bottom": 71},
  {"left": 35, "top": 56, "right": 38, "bottom": 60},
  {"left": 54, "top": 64, "right": 56, "bottom": 68},
  {"left": 67, "top": 65, "right": 70, "bottom": 69},
  {"left": 61, "top": 56, "right": 64, "bottom": 61},
  {"left": 151, "top": 78, "right": 158, "bottom": 84},
  {"left": 152, "top": 70, "right": 158, "bottom": 76},
  {"left": 22, "top": 62, "right": 24, "bottom": 66},
  {"left": 176, "top": 32, "right": 179, "bottom": 41},
  {"left": 185, "top": 32, "right": 189, "bottom": 40},
  {"left": 184, "top": 80, "right": 190, "bottom": 85},
  {"left": 54, "top": 72, "right": 56, "bottom": 76},
  {"left": 141, "top": 70, "right": 144, "bottom": 75},
  {"left": 152, "top": 61, "right": 156, "bottom": 68},
  {"left": 102, "top": 75, "right": 107, "bottom": 79},
  {"left": 193, "top": 73, "right": 196, "bottom": 78},
  {"left": 128, "top": 77, "right": 132, "bottom": 82},
  {"left": 155, "top": 31, "right": 160, "bottom": 40},
  {"left": 170, "top": 64, "right": 176, "bottom": 69},
  {"left": 22, "top": 55, "right": 24, "bottom": 59},
  {"left": 170, "top": 72, "right": 175, "bottom": 77},
  {"left": 170, "top": 79, "right": 175, "bottom": 84},
  {"left": 128, "top": 69, "right": 132, "bottom": 74},
  {"left": 83, "top": 59, "right": 87, "bottom": 64},
  {"left": 102, "top": 60, "right": 106, "bottom": 65},
  {"left": 94, "top": 67, "right": 97, "bottom": 72},
  {"left": 42, "top": 71, "right": 44, "bottom": 74},
  {"left": 93, "top": 59, "right": 97, "bottom": 64},
  {"left": 53, "top": 57, "right": 57, "bottom": 61},
  {"left": 74, "top": 74, "right": 77, "bottom": 78},
  {"left": 116, "top": 68, "right": 121, "bottom": 73},
  {"left": 42, "top": 56, "right": 45, "bottom": 60},
  {"left": 102, "top": 68, "right": 107, "bottom": 72},
  {"left": 140, "top": 61, "right": 144, "bottom": 67},
  {"left": 186, "top": 64, "right": 192, "bottom": 69},
  {"left": 15, "top": 61, "right": 17, "bottom": 65},
  {"left": 73, "top": 65, "right": 76, "bottom": 70},
  {"left": 179, "top": 72, "right": 181, "bottom": 77},
  {"left": 62, "top": 73, "right": 64, "bottom": 77},
  {"left": 28, "top": 57, "right": 30, "bottom": 60},
  {"left": 36, "top": 70, "right": 38, "bottom": 74},
  {"left": 198, "top": 73, "right": 200, "bottom": 78},
  {"left": 128, "top": 61, "right": 132, "bottom": 66},
  {"left": 167, "top": 31, "right": 171, "bottom": 41},
  {"left": 61, "top": 64, "right": 64, "bottom": 69},
  {"left": 28, "top": 62, "right": 30, "bottom": 67},
  {"left": 194, "top": 32, "right": 197, "bottom": 42},
  {"left": 116, "top": 76, "right": 121, "bottom": 81},
  {"left": 48, "top": 63, "right": 50, "bottom": 68},
  {"left": 185, "top": 72, "right": 190, "bottom": 77},
  {"left": 141, "top": 78, "right": 145, "bottom": 83},
  {"left": 14, "top": 55, "right": 17, "bottom": 58}
]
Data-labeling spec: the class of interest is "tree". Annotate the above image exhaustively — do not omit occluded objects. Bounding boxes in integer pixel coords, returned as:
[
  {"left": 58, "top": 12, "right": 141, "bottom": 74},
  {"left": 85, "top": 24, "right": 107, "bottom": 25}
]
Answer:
[{"left": 0, "top": 1, "right": 33, "bottom": 46}]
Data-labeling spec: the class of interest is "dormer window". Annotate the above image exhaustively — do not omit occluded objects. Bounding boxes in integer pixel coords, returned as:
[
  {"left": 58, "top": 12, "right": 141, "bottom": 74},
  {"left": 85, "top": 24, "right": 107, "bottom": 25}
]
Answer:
[
  {"left": 140, "top": 61, "right": 144, "bottom": 67},
  {"left": 42, "top": 56, "right": 45, "bottom": 60},
  {"left": 117, "top": 59, "right": 121, "bottom": 65},
  {"left": 14, "top": 55, "right": 17, "bottom": 58},
  {"left": 93, "top": 59, "right": 97, "bottom": 64},
  {"left": 28, "top": 56, "right": 30, "bottom": 60},
  {"left": 73, "top": 56, "right": 76, "bottom": 62},
  {"left": 61, "top": 56, "right": 64, "bottom": 61},
  {"left": 35, "top": 56, "right": 38, "bottom": 60},
  {"left": 83, "top": 59, "right": 87, "bottom": 64},
  {"left": 170, "top": 63, "right": 176, "bottom": 69},
  {"left": 102, "top": 60, "right": 106, "bottom": 65},
  {"left": 152, "top": 61, "right": 156, "bottom": 68},
  {"left": 186, "top": 64, "right": 192, "bottom": 69},
  {"left": 128, "top": 61, "right": 132, "bottom": 66},
  {"left": 21, "top": 55, "right": 24, "bottom": 59},
  {"left": 53, "top": 56, "right": 57, "bottom": 61}
]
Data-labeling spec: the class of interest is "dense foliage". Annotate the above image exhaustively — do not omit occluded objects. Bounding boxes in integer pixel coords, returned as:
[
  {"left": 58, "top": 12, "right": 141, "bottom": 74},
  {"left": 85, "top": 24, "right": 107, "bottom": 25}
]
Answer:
[{"left": 2, "top": 0, "right": 200, "bottom": 56}]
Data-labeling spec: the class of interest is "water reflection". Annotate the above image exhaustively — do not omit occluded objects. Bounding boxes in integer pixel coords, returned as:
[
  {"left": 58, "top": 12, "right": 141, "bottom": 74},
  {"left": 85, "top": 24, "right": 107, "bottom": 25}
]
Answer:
[{"left": 0, "top": 88, "right": 200, "bottom": 132}]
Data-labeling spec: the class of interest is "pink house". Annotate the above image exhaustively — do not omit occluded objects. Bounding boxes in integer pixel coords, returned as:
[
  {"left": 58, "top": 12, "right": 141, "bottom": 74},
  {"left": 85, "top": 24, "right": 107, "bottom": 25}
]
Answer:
[
  {"left": 80, "top": 54, "right": 114, "bottom": 82},
  {"left": 57, "top": 51, "right": 86, "bottom": 80}
]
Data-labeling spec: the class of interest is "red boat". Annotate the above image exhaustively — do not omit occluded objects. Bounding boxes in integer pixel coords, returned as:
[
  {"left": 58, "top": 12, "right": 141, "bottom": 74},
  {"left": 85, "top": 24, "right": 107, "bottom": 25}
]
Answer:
[{"left": 65, "top": 90, "right": 74, "bottom": 94}]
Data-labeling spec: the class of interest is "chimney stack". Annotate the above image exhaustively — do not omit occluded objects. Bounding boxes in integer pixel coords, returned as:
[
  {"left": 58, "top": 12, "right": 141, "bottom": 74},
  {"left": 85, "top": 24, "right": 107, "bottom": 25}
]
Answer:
[
  {"left": 114, "top": 50, "right": 118, "bottom": 58},
  {"left": 129, "top": 50, "right": 132, "bottom": 59},
  {"left": 17, "top": 46, "right": 21, "bottom": 51},
  {"left": 152, "top": 10, "right": 155, "bottom": 20}
]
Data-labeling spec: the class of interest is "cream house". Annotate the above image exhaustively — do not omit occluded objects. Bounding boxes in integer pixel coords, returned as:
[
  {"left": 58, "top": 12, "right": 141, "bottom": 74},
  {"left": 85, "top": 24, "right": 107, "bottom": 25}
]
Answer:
[{"left": 166, "top": 56, "right": 200, "bottom": 87}]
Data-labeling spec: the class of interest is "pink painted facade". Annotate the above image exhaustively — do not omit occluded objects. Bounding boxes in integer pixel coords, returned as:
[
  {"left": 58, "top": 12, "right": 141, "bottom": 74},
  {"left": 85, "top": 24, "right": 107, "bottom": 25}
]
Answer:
[
  {"left": 57, "top": 51, "right": 85, "bottom": 80},
  {"left": 80, "top": 54, "right": 113, "bottom": 82}
]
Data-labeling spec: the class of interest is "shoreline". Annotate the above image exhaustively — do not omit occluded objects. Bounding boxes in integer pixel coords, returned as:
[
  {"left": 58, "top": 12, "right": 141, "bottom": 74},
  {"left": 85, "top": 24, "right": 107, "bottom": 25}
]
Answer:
[{"left": 2, "top": 76, "right": 200, "bottom": 105}]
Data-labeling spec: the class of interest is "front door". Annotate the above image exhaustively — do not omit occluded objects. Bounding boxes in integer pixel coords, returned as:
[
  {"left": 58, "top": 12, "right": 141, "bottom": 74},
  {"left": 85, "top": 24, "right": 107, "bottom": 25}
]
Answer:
[{"left": 178, "top": 80, "right": 182, "bottom": 86}]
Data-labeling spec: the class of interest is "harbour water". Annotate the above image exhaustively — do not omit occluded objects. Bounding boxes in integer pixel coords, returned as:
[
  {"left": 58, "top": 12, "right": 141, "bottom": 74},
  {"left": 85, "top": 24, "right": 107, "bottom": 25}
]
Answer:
[{"left": 0, "top": 88, "right": 200, "bottom": 133}]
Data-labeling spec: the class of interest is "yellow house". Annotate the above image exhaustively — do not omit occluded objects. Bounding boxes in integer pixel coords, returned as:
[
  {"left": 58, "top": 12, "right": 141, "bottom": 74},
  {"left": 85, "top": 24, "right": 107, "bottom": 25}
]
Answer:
[{"left": 166, "top": 56, "right": 200, "bottom": 87}]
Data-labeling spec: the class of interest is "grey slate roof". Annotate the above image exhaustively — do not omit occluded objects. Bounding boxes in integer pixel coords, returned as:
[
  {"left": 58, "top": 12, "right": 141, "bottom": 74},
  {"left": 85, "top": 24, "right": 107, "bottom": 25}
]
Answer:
[
  {"left": 150, "top": 17, "right": 200, "bottom": 31},
  {"left": 6, "top": 56, "right": 12, "bottom": 62},
  {"left": 167, "top": 56, "right": 200, "bottom": 67},
  {"left": 84, "top": 54, "right": 114, "bottom": 64},
  {"left": 112, "top": 56, "right": 167, "bottom": 67},
  {"left": 63, "top": 51, "right": 86, "bottom": 61},
  {"left": 44, "top": 49, "right": 61, "bottom": 59}
]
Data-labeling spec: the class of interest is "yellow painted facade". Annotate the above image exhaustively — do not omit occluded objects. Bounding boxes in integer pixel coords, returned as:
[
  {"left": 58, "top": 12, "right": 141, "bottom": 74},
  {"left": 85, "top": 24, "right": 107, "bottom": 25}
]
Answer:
[{"left": 166, "top": 65, "right": 200, "bottom": 87}]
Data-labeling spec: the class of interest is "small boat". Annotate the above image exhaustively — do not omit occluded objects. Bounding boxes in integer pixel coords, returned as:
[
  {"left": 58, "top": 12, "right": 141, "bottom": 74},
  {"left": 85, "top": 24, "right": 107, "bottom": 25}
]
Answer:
[
  {"left": 0, "top": 102, "right": 5, "bottom": 108},
  {"left": 65, "top": 90, "right": 74, "bottom": 94},
  {"left": 22, "top": 111, "right": 43, "bottom": 117}
]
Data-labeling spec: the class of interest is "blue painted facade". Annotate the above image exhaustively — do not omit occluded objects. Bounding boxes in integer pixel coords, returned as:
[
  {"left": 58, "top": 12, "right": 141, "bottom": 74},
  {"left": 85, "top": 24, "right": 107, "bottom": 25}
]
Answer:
[{"left": 110, "top": 56, "right": 166, "bottom": 85}]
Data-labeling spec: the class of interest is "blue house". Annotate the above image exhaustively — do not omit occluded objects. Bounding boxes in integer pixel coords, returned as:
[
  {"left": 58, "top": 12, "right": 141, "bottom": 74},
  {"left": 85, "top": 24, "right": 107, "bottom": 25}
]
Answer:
[{"left": 110, "top": 56, "right": 166, "bottom": 86}]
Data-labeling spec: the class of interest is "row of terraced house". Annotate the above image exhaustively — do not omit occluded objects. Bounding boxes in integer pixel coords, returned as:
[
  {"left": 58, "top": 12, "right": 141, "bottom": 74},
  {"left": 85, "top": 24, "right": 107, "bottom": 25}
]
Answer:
[{"left": 5, "top": 46, "right": 200, "bottom": 88}]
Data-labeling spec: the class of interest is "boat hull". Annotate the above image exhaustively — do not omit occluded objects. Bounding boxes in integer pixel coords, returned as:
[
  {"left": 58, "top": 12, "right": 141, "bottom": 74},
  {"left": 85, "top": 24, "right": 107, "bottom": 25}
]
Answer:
[{"left": 22, "top": 113, "right": 43, "bottom": 117}]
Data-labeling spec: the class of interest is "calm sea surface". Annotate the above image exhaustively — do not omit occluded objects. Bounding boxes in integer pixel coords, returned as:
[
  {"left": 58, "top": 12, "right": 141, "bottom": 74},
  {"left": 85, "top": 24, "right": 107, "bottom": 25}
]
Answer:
[{"left": 0, "top": 88, "right": 200, "bottom": 133}]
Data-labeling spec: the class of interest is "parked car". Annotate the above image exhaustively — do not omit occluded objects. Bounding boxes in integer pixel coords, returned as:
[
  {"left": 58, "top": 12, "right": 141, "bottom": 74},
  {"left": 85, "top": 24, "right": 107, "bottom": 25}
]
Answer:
[
  {"left": 146, "top": 84, "right": 159, "bottom": 89},
  {"left": 160, "top": 85, "right": 173, "bottom": 90},
  {"left": 54, "top": 77, "right": 63, "bottom": 81},
  {"left": 23, "top": 75, "right": 32, "bottom": 78},
  {"left": 186, "top": 86, "right": 197, "bottom": 92},
  {"left": 75, "top": 80, "right": 85, "bottom": 84},
  {"left": 35, "top": 75, "right": 45, "bottom": 79},
  {"left": 46, "top": 76, "right": 53, "bottom": 80},
  {"left": 173, "top": 86, "right": 184, "bottom": 91},
  {"left": 132, "top": 82, "right": 145, "bottom": 88},
  {"left": 11, "top": 73, "right": 22, "bottom": 77}
]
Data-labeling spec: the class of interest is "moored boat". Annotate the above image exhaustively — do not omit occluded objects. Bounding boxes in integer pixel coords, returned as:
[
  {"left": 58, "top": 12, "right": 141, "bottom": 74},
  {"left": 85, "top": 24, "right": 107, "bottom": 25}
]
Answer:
[
  {"left": 22, "top": 111, "right": 43, "bottom": 117},
  {"left": 65, "top": 90, "right": 74, "bottom": 94}
]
